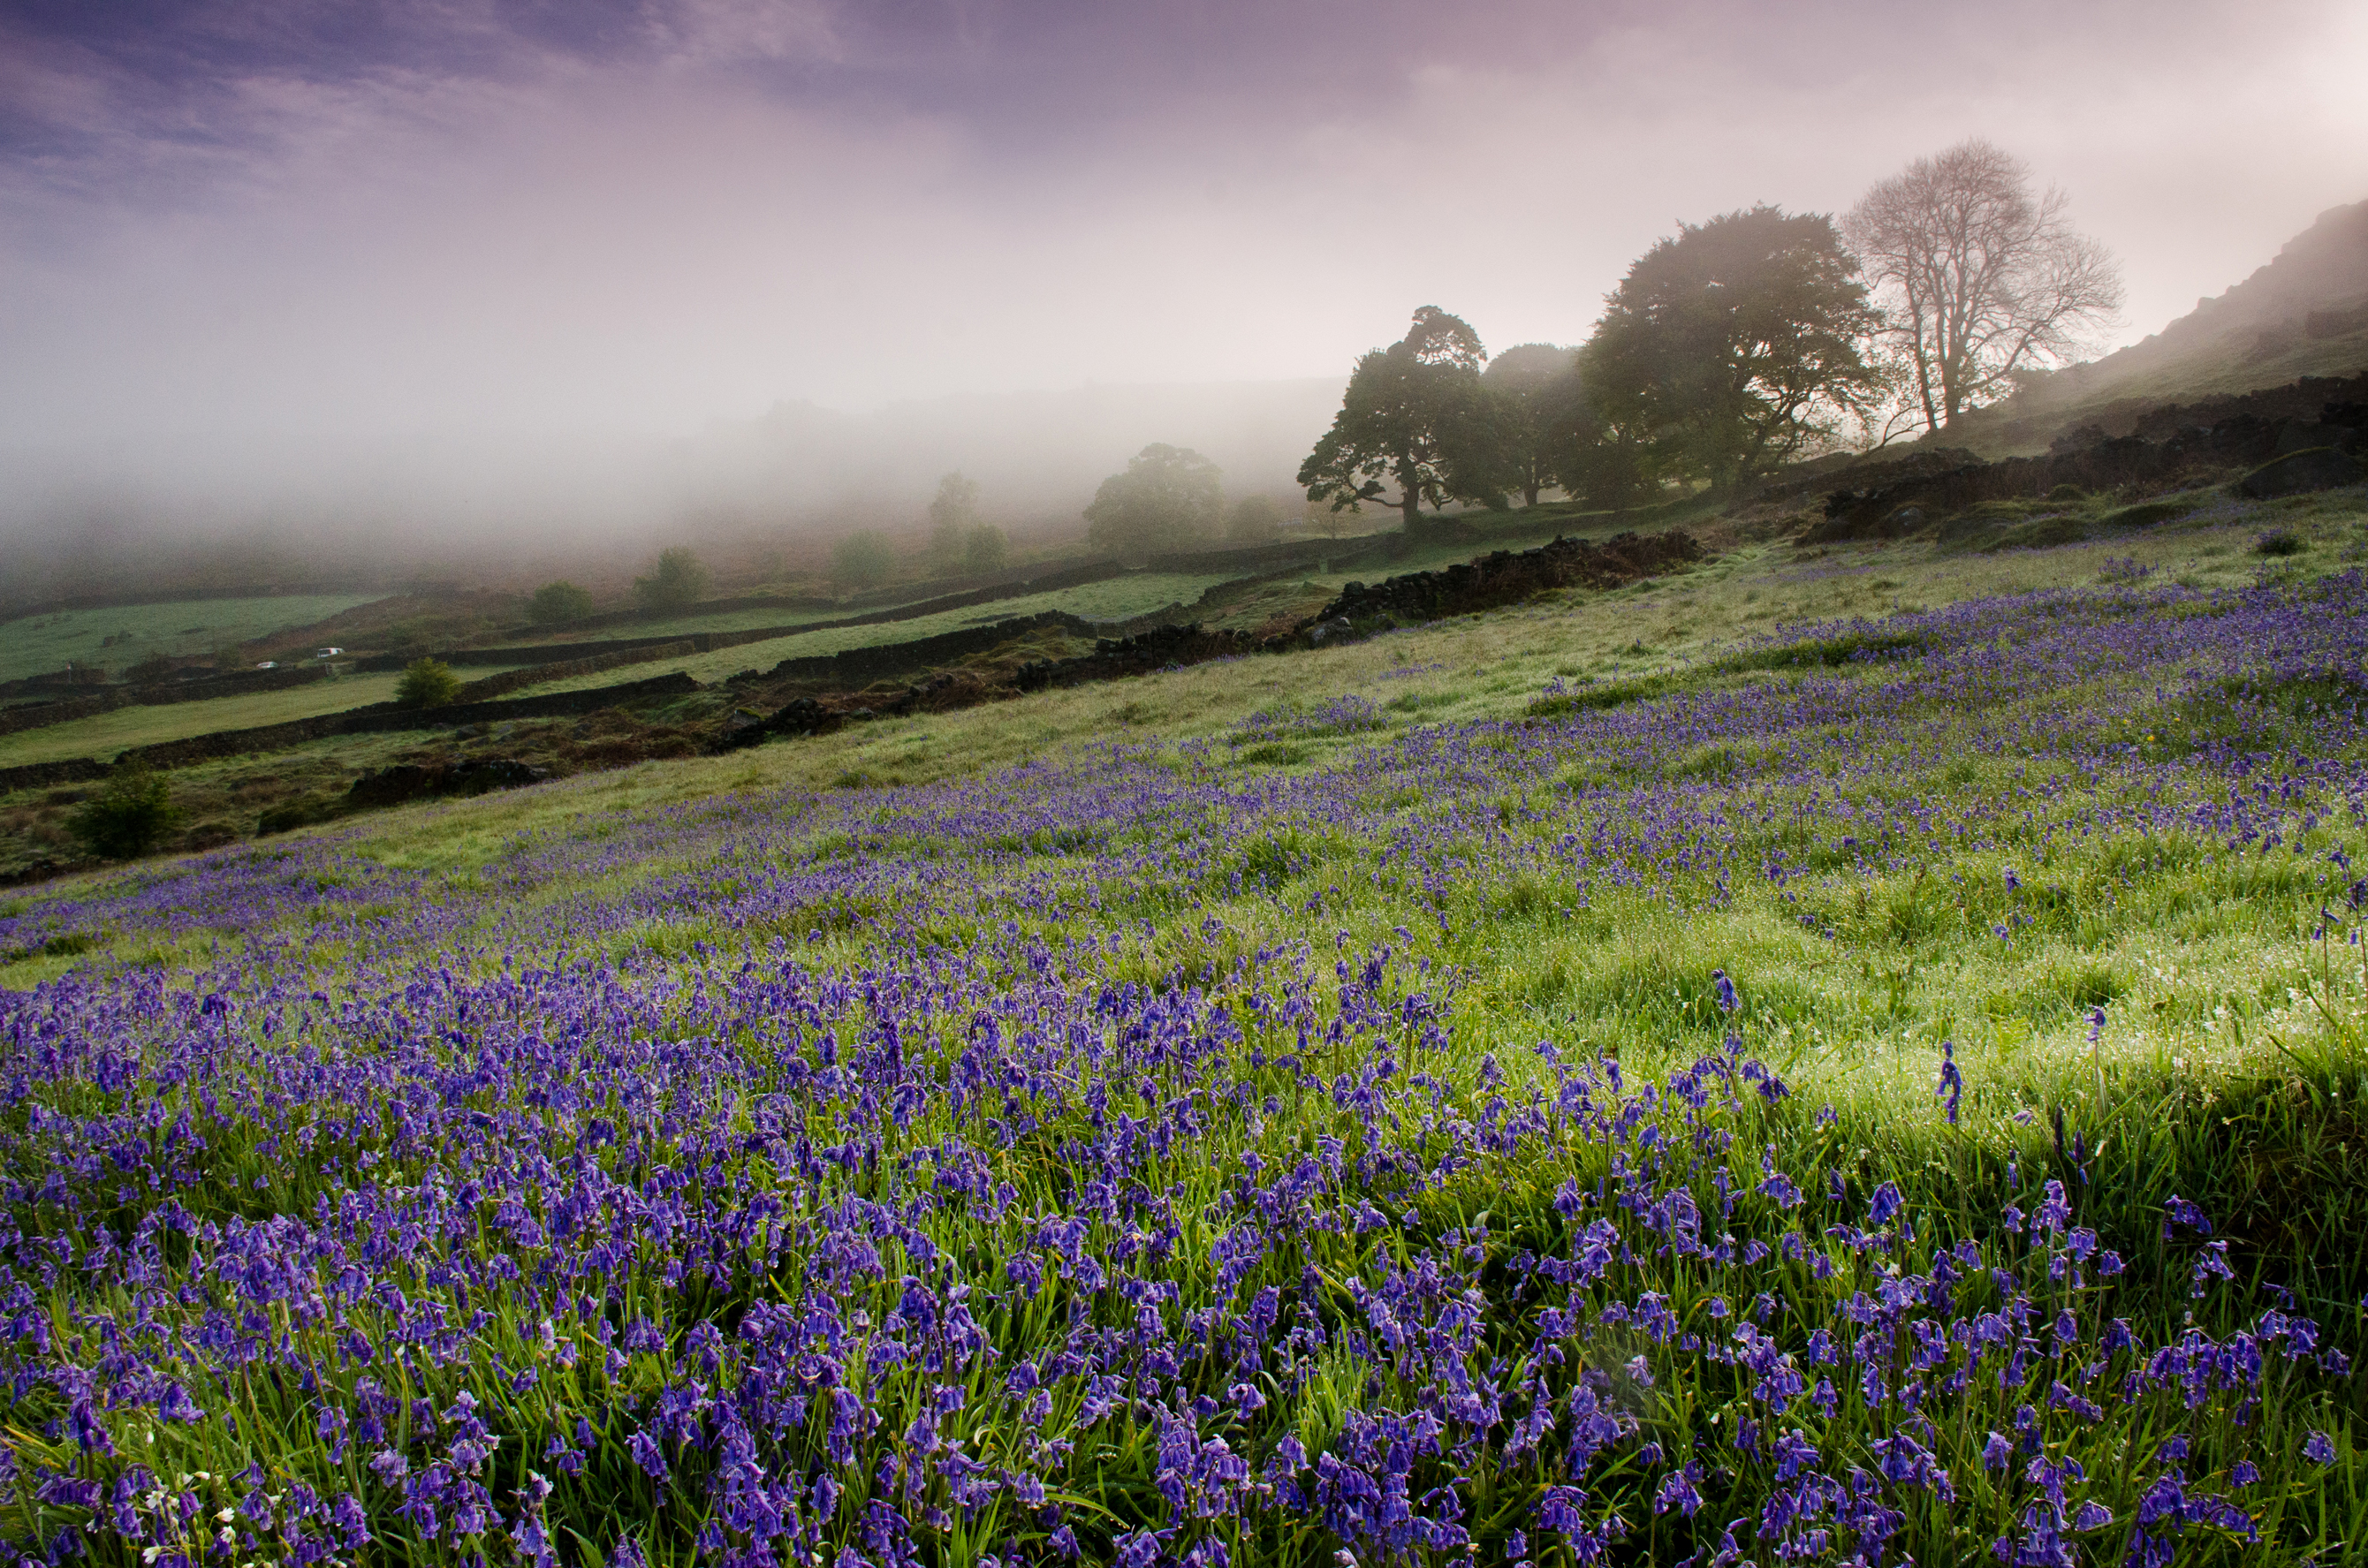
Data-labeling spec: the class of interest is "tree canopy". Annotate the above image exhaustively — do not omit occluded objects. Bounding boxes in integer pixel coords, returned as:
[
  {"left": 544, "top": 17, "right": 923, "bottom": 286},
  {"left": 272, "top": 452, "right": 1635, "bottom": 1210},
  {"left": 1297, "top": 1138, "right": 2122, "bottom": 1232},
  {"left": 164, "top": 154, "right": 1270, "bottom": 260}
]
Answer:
[
  {"left": 1584, "top": 206, "right": 1885, "bottom": 491},
  {"left": 1226, "top": 494, "right": 1285, "bottom": 543},
  {"left": 1084, "top": 443, "right": 1223, "bottom": 561},
  {"left": 927, "top": 473, "right": 981, "bottom": 570},
  {"left": 1844, "top": 139, "right": 2123, "bottom": 432},
  {"left": 961, "top": 524, "right": 1009, "bottom": 575},
  {"left": 633, "top": 548, "right": 709, "bottom": 610},
  {"left": 527, "top": 580, "right": 594, "bottom": 625},
  {"left": 1479, "top": 343, "right": 1582, "bottom": 507},
  {"left": 831, "top": 531, "right": 897, "bottom": 590},
  {"left": 1299, "top": 307, "right": 1504, "bottom": 531}
]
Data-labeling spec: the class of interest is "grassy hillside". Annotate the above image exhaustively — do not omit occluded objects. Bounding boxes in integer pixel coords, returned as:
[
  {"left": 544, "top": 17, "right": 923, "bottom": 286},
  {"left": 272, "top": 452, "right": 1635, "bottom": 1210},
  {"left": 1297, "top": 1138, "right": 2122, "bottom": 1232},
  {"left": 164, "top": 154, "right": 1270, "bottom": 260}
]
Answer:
[
  {"left": 2, "top": 478, "right": 2363, "bottom": 1565},
  {"left": 1938, "top": 198, "right": 2368, "bottom": 456},
  {"left": 0, "top": 669, "right": 421, "bottom": 769}
]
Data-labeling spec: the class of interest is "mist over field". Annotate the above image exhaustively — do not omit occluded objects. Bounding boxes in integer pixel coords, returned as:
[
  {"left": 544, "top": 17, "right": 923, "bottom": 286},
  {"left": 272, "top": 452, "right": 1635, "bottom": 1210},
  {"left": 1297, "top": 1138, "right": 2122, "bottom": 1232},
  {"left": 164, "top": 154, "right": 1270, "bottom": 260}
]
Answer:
[
  {"left": 0, "top": 378, "right": 1347, "bottom": 598},
  {"left": 4, "top": 0, "right": 2365, "bottom": 593},
  {"left": 11, "top": 8, "right": 2368, "bottom": 1564}
]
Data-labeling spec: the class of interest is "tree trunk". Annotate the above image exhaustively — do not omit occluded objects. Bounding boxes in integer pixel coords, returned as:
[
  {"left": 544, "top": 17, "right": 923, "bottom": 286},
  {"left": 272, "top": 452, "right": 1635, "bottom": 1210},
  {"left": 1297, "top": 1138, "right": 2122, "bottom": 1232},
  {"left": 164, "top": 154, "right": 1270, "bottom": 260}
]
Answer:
[{"left": 1396, "top": 453, "right": 1422, "bottom": 531}]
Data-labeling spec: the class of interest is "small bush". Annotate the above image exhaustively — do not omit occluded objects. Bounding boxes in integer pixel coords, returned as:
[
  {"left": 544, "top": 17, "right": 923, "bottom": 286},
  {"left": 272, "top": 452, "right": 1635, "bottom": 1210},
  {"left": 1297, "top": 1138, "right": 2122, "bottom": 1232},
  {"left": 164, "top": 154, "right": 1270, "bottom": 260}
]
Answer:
[
  {"left": 2254, "top": 529, "right": 2304, "bottom": 557},
  {"left": 831, "top": 532, "right": 898, "bottom": 591},
  {"left": 962, "top": 526, "right": 1009, "bottom": 576},
  {"left": 634, "top": 548, "right": 710, "bottom": 610},
  {"left": 527, "top": 580, "right": 595, "bottom": 625},
  {"left": 1226, "top": 494, "right": 1286, "bottom": 543},
  {"left": 65, "top": 766, "right": 183, "bottom": 860},
  {"left": 395, "top": 657, "right": 461, "bottom": 708}
]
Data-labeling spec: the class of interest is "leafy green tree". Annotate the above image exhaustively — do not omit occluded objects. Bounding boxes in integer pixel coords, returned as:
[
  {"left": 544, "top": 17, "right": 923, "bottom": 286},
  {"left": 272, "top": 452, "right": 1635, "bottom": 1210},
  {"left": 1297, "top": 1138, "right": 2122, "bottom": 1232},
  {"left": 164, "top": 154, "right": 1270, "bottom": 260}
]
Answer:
[
  {"left": 1299, "top": 307, "right": 1503, "bottom": 531},
  {"left": 527, "top": 579, "right": 595, "bottom": 625},
  {"left": 66, "top": 764, "right": 183, "bottom": 860},
  {"left": 961, "top": 525, "right": 1009, "bottom": 576},
  {"left": 1582, "top": 206, "right": 1884, "bottom": 491},
  {"left": 395, "top": 657, "right": 460, "bottom": 708},
  {"left": 634, "top": 547, "right": 709, "bottom": 610},
  {"left": 1226, "top": 494, "right": 1285, "bottom": 543},
  {"left": 1480, "top": 344, "right": 1584, "bottom": 507},
  {"left": 831, "top": 531, "right": 898, "bottom": 590},
  {"left": 928, "top": 473, "right": 982, "bottom": 571},
  {"left": 1084, "top": 443, "right": 1223, "bottom": 561}
]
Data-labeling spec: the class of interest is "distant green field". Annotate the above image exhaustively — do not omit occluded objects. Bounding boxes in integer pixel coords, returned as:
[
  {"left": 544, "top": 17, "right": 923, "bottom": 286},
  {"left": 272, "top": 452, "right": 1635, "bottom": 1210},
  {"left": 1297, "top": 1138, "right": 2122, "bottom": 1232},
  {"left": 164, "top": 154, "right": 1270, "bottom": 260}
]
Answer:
[
  {"left": 503, "top": 602, "right": 849, "bottom": 646},
  {"left": 0, "top": 594, "right": 384, "bottom": 686},
  {"left": 527, "top": 571, "right": 1246, "bottom": 692},
  {"left": 0, "top": 670, "right": 413, "bottom": 767}
]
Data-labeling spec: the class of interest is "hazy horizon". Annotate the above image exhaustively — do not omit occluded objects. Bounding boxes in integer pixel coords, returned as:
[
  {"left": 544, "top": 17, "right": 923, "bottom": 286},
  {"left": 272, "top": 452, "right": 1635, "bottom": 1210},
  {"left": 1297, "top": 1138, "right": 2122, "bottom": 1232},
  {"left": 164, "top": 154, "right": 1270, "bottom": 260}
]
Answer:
[{"left": 6, "top": 0, "right": 2366, "bottom": 581}]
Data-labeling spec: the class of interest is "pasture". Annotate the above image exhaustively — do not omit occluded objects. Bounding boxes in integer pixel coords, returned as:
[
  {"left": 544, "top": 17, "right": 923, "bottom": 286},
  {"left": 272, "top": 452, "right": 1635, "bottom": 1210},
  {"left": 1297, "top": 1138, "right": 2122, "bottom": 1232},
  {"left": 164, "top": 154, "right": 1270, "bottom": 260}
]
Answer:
[
  {"left": 0, "top": 670, "right": 417, "bottom": 769},
  {"left": 0, "top": 594, "right": 383, "bottom": 687},
  {"left": 2, "top": 489, "right": 2366, "bottom": 1567}
]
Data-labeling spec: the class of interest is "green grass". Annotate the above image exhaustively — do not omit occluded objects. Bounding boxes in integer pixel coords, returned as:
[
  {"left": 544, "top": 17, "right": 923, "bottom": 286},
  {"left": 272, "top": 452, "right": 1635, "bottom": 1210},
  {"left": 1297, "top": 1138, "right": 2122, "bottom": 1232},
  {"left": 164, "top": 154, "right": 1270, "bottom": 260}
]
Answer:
[
  {"left": 501, "top": 601, "right": 851, "bottom": 645},
  {"left": 0, "top": 593, "right": 384, "bottom": 686},
  {"left": 8, "top": 482, "right": 2368, "bottom": 1566},
  {"left": 527, "top": 572, "right": 1249, "bottom": 692},
  {"left": 0, "top": 670, "right": 422, "bottom": 768}
]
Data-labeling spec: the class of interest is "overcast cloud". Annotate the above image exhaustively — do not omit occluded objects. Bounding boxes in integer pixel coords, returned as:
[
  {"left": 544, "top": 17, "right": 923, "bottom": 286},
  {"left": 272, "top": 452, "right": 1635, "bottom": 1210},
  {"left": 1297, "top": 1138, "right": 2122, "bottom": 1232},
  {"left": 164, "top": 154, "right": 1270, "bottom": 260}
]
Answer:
[{"left": 4, "top": 0, "right": 2365, "bottom": 561}]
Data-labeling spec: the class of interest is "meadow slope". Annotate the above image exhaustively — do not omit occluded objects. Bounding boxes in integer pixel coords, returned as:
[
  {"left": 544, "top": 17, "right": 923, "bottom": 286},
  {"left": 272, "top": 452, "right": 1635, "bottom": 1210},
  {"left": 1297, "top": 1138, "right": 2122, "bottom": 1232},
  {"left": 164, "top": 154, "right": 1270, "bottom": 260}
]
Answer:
[{"left": 2, "top": 495, "right": 2367, "bottom": 1568}]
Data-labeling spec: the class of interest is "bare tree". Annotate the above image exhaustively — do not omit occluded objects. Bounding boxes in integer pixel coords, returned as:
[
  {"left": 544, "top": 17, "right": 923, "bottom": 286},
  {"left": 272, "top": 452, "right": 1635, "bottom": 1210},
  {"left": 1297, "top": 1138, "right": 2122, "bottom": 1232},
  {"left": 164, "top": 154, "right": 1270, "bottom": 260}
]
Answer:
[{"left": 1843, "top": 140, "right": 2123, "bottom": 432}]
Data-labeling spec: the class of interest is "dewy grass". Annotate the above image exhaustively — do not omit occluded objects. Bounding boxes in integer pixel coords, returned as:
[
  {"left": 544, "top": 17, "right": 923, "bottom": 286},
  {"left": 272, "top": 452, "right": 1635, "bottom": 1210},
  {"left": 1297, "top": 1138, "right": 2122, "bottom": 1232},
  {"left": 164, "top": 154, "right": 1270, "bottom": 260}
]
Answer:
[{"left": 2, "top": 564, "right": 2367, "bottom": 1566}]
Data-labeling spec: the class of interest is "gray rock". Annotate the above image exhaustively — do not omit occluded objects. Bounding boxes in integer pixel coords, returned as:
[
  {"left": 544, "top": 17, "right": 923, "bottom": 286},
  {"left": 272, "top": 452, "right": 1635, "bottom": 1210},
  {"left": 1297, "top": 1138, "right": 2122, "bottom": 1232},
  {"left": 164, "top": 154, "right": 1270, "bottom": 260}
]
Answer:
[
  {"left": 2273, "top": 420, "right": 2328, "bottom": 457},
  {"left": 2236, "top": 447, "right": 2365, "bottom": 498}
]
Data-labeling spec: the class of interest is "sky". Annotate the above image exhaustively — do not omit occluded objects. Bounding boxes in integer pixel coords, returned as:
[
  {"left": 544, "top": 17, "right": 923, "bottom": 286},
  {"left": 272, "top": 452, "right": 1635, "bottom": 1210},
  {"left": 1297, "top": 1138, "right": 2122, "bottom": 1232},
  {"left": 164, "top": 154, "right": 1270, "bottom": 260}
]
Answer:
[{"left": 4, "top": 0, "right": 2366, "bottom": 561}]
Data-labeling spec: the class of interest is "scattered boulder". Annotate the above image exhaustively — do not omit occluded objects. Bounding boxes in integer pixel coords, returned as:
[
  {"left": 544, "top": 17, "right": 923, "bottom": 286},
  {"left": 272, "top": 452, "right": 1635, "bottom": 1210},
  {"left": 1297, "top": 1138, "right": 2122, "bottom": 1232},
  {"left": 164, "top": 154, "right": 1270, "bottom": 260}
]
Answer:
[
  {"left": 1305, "top": 617, "right": 1355, "bottom": 648},
  {"left": 2236, "top": 447, "right": 2365, "bottom": 498},
  {"left": 2273, "top": 420, "right": 2330, "bottom": 457}
]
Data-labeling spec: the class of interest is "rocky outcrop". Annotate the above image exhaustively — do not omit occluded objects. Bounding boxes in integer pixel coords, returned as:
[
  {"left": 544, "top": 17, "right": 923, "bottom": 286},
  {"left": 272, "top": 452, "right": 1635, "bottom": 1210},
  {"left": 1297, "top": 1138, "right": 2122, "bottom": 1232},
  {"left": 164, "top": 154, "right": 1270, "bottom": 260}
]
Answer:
[
  {"left": 1807, "top": 411, "right": 2364, "bottom": 542},
  {"left": 2236, "top": 447, "right": 2366, "bottom": 497}
]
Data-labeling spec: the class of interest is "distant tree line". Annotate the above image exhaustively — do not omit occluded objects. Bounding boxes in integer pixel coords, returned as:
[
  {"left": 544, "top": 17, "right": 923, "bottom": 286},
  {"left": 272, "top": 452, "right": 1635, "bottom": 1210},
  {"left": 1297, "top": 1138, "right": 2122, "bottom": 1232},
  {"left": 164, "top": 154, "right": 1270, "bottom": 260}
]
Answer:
[{"left": 1288, "top": 139, "right": 2122, "bottom": 527}]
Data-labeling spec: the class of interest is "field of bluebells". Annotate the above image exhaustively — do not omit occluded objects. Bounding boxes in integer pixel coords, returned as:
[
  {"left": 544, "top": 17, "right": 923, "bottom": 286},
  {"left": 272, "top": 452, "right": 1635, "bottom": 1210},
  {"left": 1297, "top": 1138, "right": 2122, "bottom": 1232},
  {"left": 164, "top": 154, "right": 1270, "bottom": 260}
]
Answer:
[{"left": 4, "top": 565, "right": 2368, "bottom": 1567}]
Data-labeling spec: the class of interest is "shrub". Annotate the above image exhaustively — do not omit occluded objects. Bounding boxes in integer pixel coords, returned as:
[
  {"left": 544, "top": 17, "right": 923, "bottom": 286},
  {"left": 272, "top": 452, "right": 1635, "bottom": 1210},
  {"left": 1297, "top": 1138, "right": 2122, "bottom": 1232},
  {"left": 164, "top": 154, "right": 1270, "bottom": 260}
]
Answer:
[
  {"left": 527, "top": 580, "right": 595, "bottom": 625},
  {"left": 962, "top": 526, "right": 1009, "bottom": 576},
  {"left": 634, "top": 548, "right": 709, "bottom": 610},
  {"left": 65, "top": 766, "right": 182, "bottom": 860},
  {"left": 1226, "top": 494, "right": 1285, "bottom": 543},
  {"left": 2255, "top": 528, "right": 2304, "bottom": 557},
  {"left": 395, "top": 657, "right": 461, "bottom": 708},
  {"left": 831, "top": 532, "right": 898, "bottom": 591}
]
